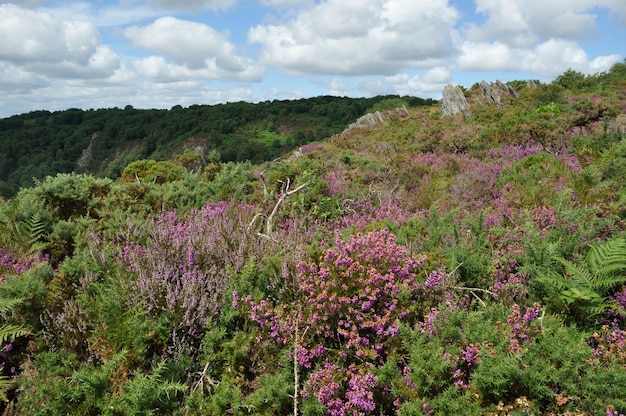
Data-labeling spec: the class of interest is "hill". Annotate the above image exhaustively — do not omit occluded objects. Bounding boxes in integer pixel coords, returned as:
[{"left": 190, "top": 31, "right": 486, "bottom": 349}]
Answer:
[
  {"left": 0, "top": 95, "right": 434, "bottom": 197},
  {"left": 0, "top": 61, "right": 625, "bottom": 415}
]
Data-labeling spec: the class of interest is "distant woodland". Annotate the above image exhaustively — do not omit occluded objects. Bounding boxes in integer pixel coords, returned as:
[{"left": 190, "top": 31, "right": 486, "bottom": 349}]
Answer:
[{"left": 0, "top": 95, "right": 434, "bottom": 197}]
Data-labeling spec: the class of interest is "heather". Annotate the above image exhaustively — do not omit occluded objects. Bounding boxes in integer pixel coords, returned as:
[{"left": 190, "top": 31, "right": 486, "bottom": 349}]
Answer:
[{"left": 0, "top": 63, "right": 625, "bottom": 415}]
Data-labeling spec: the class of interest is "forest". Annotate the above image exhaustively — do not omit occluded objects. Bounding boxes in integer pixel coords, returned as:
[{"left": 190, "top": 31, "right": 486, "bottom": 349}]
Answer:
[
  {"left": 0, "top": 61, "right": 625, "bottom": 415},
  {"left": 0, "top": 95, "right": 434, "bottom": 198}
]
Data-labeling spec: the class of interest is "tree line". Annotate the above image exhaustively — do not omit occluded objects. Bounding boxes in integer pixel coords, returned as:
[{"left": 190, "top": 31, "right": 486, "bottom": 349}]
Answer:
[{"left": 0, "top": 95, "right": 435, "bottom": 198}]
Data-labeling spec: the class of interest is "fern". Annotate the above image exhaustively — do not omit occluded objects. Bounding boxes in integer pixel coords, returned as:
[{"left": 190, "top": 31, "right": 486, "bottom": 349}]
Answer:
[
  {"left": 0, "top": 296, "right": 23, "bottom": 314},
  {"left": 587, "top": 237, "right": 626, "bottom": 278},
  {"left": 0, "top": 296, "right": 29, "bottom": 344},
  {"left": 0, "top": 295, "right": 30, "bottom": 402},
  {"left": 538, "top": 237, "right": 626, "bottom": 321},
  {"left": 26, "top": 212, "right": 47, "bottom": 253},
  {"left": 0, "top": 323, "right": 30, "bottom": 346}
]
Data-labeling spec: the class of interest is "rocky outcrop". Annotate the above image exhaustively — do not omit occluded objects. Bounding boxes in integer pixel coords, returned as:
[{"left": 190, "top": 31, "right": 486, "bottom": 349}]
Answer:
[
  {"left": 479, "top": 80, "right": 520, "bottom": 106},
  {"left": 348, "top": 111, "right": 386, "bottom": 130},
  {"left": 479, "top": 81, "right": 502, "bottom": 106},
  {"left": 440, "top": 84, "right": 471, "bottom": 117},
  {"left": 77, "top": 133, "right": 98, "bottom": 172},
  {"left": 496, "top": 80, "right": 519, "bottom": 98},
  {"left": 341, "top": 106, "right": 409, "bottom": 135}
]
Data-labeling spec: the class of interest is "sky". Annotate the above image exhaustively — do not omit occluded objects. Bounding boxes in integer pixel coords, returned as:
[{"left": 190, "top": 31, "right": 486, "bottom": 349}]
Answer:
[{"left": 0, "top": 0, "right": 625, "bottom": 118}]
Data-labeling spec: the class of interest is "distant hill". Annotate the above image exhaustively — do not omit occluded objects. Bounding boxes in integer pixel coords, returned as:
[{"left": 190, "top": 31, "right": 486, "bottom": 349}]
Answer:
[{"left": 0, "top": 95, "right": 435, "bottom": 197}]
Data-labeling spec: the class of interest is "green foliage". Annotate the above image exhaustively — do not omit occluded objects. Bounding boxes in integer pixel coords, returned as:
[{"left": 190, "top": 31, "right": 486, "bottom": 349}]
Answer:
[
  {"left": 121, "top": 159, "right": 187, "bottom": 184},
  {"left": 1, "top": 66, "right": 626, "bottom": 414},
  {"left": 0, "top": 95, "right": 435, "bottom": 197},
  {"left": 0, "top": 295, "right": 29, "bottom": 401},
  {"left": 31, "top": 172, "right": 112, "bottom": 221},
  {"left": 535, "top": 102, "right": 560, "bottom": 116},
  {"left": 533, "top": 83, "right": 565, "bottom": 105},
  {"left": 538, "top": 238, "right": 626, "bottom": 321},
  {"left": 109, "top": 359, "right": 187, "bottom": 415}
]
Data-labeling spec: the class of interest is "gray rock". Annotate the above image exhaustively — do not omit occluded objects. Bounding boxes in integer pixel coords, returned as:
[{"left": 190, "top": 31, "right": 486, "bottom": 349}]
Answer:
[
  {"left": 352, "top": 111, "right": 385, "bottom": 129},
  {"left": 495, "top": 80, "right": 519, "bottom": 98},
  {"left": 440, "top": 84, "right": 471, "bottom": 117},
  {"left": 479, "top": 81, "right": 502, "bottom": 106}
]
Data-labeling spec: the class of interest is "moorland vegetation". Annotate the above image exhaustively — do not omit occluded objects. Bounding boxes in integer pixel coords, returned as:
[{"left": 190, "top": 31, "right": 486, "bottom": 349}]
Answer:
[{"left": 0, "top": 61, "right": 626, "bottom": 415}]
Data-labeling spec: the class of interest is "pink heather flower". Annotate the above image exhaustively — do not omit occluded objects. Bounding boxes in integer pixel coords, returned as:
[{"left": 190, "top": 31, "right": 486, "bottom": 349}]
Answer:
[{"left": 424, "top": 270, "right": 445, "bottom": 291}]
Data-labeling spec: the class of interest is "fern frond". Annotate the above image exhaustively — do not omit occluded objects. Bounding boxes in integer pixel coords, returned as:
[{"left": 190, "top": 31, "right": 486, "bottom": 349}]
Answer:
[
  {"left": 587, "top": 238, "right": 626, "bottom": 277},
  {"left": 554, "top": 257, "right": 595, "bottom": 289},
  {"left": 0, "top": 376, "right": 14, "bottom": 402},
  {"left": 536, "top": 269, "right": 570, "bottom": 290},
  {"left": 0, "top": 324, "right": 30, "bottom": 345},
  {"left": 0, "top": 297, "right": 23, "bottom": 314},
  {"left": 27, "top": 213, "right": 46, "bottom": 244}
]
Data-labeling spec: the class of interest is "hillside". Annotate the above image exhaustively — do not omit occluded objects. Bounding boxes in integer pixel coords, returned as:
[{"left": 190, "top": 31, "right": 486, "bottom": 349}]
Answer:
[
  {"left": 0, "top": 61, "right": 625, "bottom": 415},
  {"left": 0, "top": 95, "right": 434, "bottom": 198}
]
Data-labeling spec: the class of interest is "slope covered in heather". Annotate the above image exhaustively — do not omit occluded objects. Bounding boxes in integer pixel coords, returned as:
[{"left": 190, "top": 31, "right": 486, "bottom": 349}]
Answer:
[{"left": 0, "top": 62, "right": 625, "bottom": 415}]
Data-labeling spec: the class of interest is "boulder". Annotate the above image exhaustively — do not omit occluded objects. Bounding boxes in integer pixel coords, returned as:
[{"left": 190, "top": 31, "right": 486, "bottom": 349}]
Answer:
[{"left": 440, "top": 84, "right": 471, "bottom": 117}]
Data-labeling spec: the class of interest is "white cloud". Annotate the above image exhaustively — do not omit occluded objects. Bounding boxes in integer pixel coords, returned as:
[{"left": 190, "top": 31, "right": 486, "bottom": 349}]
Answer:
[
  {"left": 382, "top": 67, "right": 451, "bottom": 96},
  {"left": 122, "top": 0, "right": 235, "bottom": 13},
  {"left": 458, "top": 39, "right": 620, "bottom": 78},
  {"left": 249, "top": 0, "right": 460, "bottom": 76},
  {"left": 0, "top": 4, "right": 120, "bottom": 79},
  {"left": 0, "top": 62, "right": 47, "bottom": 89},
  {"left": 125, "top": 17, "right": 262, "bottom": 80},
  {"left": 465, "top": 0, "right": 613, "bottom": 47},
  {"left": 1, "top": 0, "right": 46, "bottom": 7},
  {"left": 258, "top": 0, "right": 314, "bottom": 8}
]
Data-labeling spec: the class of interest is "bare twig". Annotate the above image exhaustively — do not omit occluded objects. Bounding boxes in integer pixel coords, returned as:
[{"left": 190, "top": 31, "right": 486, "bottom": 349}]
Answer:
[
  {"left": 450, "top": 285, "right": 498, "bottom": 307},
  {"left": 250, "top": 178, "right": 308, "bottom": 242}
]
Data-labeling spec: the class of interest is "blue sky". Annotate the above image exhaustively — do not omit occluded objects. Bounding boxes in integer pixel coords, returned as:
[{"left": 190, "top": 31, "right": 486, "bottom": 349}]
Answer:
[{"left": 0, "top": 0, "right": 624, "bottom": 118}]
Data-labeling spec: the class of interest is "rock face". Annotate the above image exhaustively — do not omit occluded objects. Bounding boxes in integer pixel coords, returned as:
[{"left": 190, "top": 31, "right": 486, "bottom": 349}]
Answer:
[
  {"left": 341, "top": 106, "right": 409, "bottom": 135},
  {"left": 347, "top": 111, "right": 386, "bottom": 130},
  {"left": 479, "top": 80, "right": 520, "bottom": 104},
  {"left": 440, "top": 84, "right": 471, "bottom": 117},
  {"left": 479, "top": 81, "right": 502, "bottom": 106},
  {"left": 496, "top": 80, "right": 519, "bottom": 98},
  {"left": 478, "top": 80, "right": 520, "bottom": 106}
]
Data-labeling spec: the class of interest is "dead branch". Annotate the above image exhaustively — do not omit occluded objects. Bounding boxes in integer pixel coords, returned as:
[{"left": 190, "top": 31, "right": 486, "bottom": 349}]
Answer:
[{"left": 249, "top": 178, "right": 308, "bottom": 242}]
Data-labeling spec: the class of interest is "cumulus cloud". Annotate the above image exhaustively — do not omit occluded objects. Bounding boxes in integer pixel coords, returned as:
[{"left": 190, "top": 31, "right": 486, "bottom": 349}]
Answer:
[
  {"left": 377, "top": 67, "right": 452, "bottom": 97},
  {"left": 455, "top": 1, "right": 625, "bottom": 78},
  {"left": 258, "top": 0, "right": 315, "bottom": 8},
  {"left": 125, "top": 17, "right": 262, "bottom": 81},
  {"left": 1, "top": 0, "right": 47, "bottom": 8},
  {"left": 0, "top": 4, "right": 120, "bottom": 79},
  {"left": 122, "top": 0, "right": 235, "bottom": 12},
  {"left": 458, "top": 39, "right": 621, "bottom": 77},
  {"left": 249, "top": 0, "right": 460, "bottom": 76},
  {"left": 465, "top": 0, "right": 602, "bottom": 46}
]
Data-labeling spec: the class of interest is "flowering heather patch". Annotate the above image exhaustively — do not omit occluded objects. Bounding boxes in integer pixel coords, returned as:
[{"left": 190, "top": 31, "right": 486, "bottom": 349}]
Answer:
[
  {"left": 119, "top": 201, "right": 260, "bottom": 357},
  {"left": 332, "top": 196, "right": 416, "bottom": 232},
  {"left": 489, "top": 254, "right": 528, "bottom": 304},
  {"left": 589, "top": 326, "right": 626, "bottom": 368},
  {"left": 305, "top": 363, "right": 378, "bottom": 416},
  {"left": 0, "top": 249, "right": 48, "bottom": 278},
  {"left": 243, "top": 229, "right": 442, "bottom": 414},
  {"left": 444, "top": 343, "right": 482, "bottom": 390},
  {"left": 506, "top": 303, "right": 544, "bottom": 354}
]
